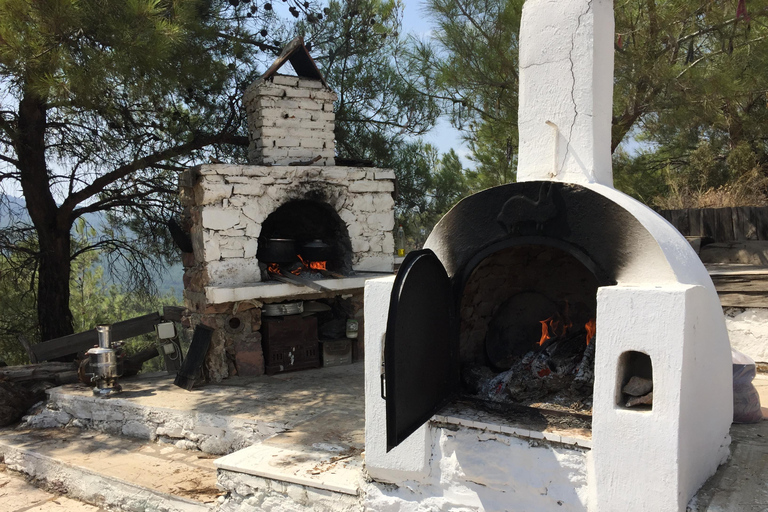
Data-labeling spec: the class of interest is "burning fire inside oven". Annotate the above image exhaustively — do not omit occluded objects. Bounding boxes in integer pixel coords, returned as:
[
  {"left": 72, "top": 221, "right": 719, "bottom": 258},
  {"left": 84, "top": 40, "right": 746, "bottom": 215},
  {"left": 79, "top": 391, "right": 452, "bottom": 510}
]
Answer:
[
  {"left": 464, "top": 300, "right": 598, "bottom": 415},
  {"left": 267, "top": 256, "right": 329, "bottom": 277}
]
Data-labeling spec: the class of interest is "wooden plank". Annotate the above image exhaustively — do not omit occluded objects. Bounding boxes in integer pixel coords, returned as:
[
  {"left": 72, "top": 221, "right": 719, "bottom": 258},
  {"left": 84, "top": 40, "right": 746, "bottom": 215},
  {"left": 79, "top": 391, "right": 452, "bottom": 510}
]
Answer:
[
  {"left": 715, "top": 207, "right": 735, "bottom": 242},
  {"left": 709, "top": 274, "right": 768, "bottom": 293},
  {"left": 32, "top": 312, "right": 162, "bottom": 362},
  {"left": 717, "top": 292, "right": 768, "bottom": 308},
  {"left": 162, "top": 306, "right": 185, "bottom": 322},
  {"left": 747, "top": 207, "right": 768, "bottom": 241},
  {"left": 670, "top": 209, "right": 690, "bottom": 235},
  {"left": 701, "top": 208, "right": 718, "bottom": 241},
  {"left": 174, "top": 325, "right": 213, "bottom": 390},
  {"left": 732, "top": 207, "right": 743, "bottom": 240},
  {"left": 689, "top": 209, "right": 703, "bottom": 237}
]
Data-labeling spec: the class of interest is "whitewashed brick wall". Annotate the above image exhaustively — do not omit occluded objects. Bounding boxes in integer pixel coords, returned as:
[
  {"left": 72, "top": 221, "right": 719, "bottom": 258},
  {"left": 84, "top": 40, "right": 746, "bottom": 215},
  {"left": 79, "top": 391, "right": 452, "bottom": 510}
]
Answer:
[
  {"left": 244, "top": 75, "right": 337, "bottom": 166},
  {"left": 180, "top": 164, "right": 396, "bottom": 293}
]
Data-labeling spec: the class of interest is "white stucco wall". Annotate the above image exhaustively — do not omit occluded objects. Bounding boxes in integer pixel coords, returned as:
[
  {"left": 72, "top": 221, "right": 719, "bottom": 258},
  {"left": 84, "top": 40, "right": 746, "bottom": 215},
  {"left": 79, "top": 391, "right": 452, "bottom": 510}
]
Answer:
[{"left": 591, "top": 285, "right": 732, "bottom": 512}]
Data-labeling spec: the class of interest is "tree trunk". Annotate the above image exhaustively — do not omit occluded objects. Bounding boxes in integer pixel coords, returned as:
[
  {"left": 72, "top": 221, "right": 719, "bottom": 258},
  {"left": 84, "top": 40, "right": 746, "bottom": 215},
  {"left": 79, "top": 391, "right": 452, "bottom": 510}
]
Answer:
[{"left": 16, "top": 87, "right": 75, "bottom": 341}]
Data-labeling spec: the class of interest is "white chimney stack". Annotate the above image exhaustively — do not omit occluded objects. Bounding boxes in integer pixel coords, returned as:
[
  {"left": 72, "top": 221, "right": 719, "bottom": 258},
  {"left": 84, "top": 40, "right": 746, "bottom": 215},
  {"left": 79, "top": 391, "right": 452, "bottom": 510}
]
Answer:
[{"left": 517, "top": 0, "right": 615, "bottom": 186}]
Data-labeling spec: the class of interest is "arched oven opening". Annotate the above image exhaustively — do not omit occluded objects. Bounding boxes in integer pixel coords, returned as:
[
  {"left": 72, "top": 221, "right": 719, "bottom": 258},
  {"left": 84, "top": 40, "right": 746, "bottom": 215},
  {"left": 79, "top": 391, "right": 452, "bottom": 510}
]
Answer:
[
  {"left": 458, "top": 243, "right": 603, "bottom": 417},
  {"left": 257, "top": 198, "right": 354, "bottom": 278}
]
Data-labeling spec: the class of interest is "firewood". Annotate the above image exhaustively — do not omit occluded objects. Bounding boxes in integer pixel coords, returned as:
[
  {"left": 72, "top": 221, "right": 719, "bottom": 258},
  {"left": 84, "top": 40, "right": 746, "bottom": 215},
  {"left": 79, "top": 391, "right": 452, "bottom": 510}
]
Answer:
[
  {"left": 0, "top": 362, "right": 77, "bottom": 383},
  {"left": 626, "top": 391, "right": 653, "bottom": 408},
  {"left": 622, "top": 376, "right": 653, "bottom": 397}
]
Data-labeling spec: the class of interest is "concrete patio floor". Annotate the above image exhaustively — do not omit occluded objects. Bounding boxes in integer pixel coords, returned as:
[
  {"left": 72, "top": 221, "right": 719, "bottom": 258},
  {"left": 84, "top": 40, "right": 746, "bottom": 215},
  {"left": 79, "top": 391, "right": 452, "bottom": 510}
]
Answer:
[{"left": 3, "top": 361, "right": 768, "bottom": 510}]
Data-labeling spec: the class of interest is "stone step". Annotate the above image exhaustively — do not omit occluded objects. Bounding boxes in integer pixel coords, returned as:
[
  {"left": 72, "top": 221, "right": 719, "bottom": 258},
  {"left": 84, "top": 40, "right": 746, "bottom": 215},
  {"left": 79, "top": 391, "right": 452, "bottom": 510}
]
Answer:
[
  {"left": 22, "top": 383, "right": 287, "bottom": 455},
  {"left": 0, "top": 428, "right": 219, "bottom": 512}
]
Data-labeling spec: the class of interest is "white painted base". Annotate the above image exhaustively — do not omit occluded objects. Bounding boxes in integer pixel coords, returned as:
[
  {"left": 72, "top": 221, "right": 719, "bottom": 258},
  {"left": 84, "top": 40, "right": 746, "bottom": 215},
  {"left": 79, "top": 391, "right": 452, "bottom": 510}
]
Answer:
[
  {"left": 363, "top": 276, "right": 431, "bottom": 483},
  {"left": 363, "top": 425, "right": 589, "bottom": 512}
]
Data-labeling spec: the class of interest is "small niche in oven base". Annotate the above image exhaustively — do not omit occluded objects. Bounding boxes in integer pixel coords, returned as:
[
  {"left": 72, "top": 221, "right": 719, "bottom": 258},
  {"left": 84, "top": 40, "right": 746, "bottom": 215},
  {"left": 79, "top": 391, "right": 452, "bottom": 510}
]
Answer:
[{"left": 616, "top": 350, "right": 654, "bottom": 411}]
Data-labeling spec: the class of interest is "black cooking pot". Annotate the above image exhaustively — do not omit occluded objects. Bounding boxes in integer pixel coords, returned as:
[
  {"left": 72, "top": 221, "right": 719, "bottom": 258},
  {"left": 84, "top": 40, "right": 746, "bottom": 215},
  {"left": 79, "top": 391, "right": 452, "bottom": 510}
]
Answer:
[
  {"left": 299, "top": 239, "right": 332, "bottom": 261},
  {"left": 257, "top": 238, "right": 298, "bottom": 264}
]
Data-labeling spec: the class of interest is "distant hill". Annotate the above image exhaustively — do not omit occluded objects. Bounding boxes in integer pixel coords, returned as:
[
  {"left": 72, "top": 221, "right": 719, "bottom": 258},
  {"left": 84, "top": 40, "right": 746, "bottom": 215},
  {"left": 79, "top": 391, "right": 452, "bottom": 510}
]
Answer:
[{"left": 0, "top": 194, "right": 183, "bottom": 298}]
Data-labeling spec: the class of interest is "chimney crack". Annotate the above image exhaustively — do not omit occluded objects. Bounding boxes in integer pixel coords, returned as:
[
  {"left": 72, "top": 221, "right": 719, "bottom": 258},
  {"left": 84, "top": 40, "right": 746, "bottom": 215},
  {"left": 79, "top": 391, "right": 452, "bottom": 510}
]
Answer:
[{"left": 560, "top": 0, "right": 593, "bottom": 176}]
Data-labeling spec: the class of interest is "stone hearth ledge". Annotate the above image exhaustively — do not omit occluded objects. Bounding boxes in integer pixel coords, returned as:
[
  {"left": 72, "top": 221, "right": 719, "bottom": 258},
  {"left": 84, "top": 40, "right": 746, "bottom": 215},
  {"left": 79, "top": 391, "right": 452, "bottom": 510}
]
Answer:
[{"left": 204, "top": 274, "right": 389, "bottom": 303}]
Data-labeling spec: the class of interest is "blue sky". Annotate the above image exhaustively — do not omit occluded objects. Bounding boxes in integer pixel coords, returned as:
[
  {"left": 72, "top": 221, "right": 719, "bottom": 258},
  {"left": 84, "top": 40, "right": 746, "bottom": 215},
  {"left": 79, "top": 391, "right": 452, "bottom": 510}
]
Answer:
[{"left": 400, "top": 0, "right": 473, "bottom": 166}]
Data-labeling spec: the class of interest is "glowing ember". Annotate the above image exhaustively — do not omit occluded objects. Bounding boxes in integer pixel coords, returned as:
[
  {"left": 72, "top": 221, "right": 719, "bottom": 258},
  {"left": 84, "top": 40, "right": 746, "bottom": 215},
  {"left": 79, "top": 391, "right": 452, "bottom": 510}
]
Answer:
[
  {"left": 585, "top": 318, "right": 596, "bottom": 345},
  {"left": 267, "top": 263, "right": 281, "bottom": 274},
  {"left": 309, "top": 260, "right": 327, "bottom": 270},
  {"left": 297, "top": 255, "right": 327, "bottom": 271}
]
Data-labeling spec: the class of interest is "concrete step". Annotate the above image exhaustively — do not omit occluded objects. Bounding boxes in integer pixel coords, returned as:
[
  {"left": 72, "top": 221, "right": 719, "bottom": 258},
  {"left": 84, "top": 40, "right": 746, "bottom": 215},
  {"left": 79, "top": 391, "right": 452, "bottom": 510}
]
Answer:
[
  {"left": 0, "top": 428, "right": 219, "bottom": 512},
  {"left": 1, "top": 461, "right": 105, "bottom": 512}
]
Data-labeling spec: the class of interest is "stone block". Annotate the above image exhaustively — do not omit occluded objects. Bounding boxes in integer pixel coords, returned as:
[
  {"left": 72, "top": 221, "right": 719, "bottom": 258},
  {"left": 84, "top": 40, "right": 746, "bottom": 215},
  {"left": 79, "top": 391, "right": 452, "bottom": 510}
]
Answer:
[
  {"left": 283, "top": 87, "right": 312, "bottom": 98},
  {"left": 202, "top": 208, "right": 240, "bottom": 230},
  {"left": 203, "top": 235, "right": 221, "bottom": 261},
  {"left": 355, "top": 254, "right": 394, "bottom": 272},
  {"left": 181, "top": 252, "right": 196, "bottom": 268},
  {"left": 300, "top": 138, "right": 327, "bottom": 149},
  {"left": 287, "top": 147, "right": 317, "bottom": 158},
  {"left": 206, "top": 258, "right": 261, "bottom": 287},
  {"left": 349, "top": 181, "right": 395, "bottom": 193},
  {"left": 321, "top": 168, "right": 351, "bottom": 181},
  {"left": 271, "top": 75, "right": 300, "bottom": 87},
  {"left": 243, "top": 239, "right": 259, "bottom": 258},
  {"left": 309, "top": 90, "right": 338, "bottom": 102},
  {"left": 368, "top": 212, "right": 395, "bottom": 232},
  {"left": 207, "top": 164, "right": 246, "bottom": 176},
  {"left": 195, "top": 183, "right": 233, "bottom": 206},
  {"left": 295, "top": 99, "right": 323, "bottom": 111},
  {"left": 122, "top": 420, "right": 154, "bottom": 440},
  {"left": 233, "top": 182, "right": 270, "bottom": 196},
  {"left": 241, "top": 167, "right": 272, "bottom": 177},
  {"left": 221, "top": 247, "right": 245, "bottom": 259},
  {"left": 298, "top": 78, "right": 325, "bottom": 89},
  {"left": 352, "top": 238, "right": 370, "bottom": 252},
  {"left": 375, "top": 170, "right": 396, "bottom": 180},
  {"left": 255, "top": 85, "right": 285, "bottom": 97},
  {"left": 372, "top": 193, "right": 395, "bottom": 211},
  {"left": 383, "top": 232, "right": 395, "bottom": 254}
]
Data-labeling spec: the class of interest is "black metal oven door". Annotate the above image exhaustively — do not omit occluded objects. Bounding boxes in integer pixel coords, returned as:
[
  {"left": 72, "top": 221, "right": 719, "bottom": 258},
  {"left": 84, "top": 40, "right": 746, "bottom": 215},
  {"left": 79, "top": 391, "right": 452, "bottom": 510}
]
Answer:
[{"left": 385, "top": 249, "right": 458, "bottom": 452}]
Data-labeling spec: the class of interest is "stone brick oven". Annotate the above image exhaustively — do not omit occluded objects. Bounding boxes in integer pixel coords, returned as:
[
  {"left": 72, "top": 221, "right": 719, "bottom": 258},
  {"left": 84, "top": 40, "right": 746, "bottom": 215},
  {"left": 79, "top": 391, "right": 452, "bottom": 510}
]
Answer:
[
  {"left": 363, "top": 1, "right": 733, "bottom": 511},
  {"left": 179, "top": 39, "right": 395, "bottom": 381}
]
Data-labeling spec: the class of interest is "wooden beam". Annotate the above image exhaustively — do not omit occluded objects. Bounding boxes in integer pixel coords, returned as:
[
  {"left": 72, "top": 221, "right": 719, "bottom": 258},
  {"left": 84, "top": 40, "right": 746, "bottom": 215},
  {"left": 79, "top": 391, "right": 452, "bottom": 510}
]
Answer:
[
  {"left": 162, "top": 306, "right": 185, "bottom": 322},
  {"left": 32, "top": 312, "right": 162, "bottom": 362}
]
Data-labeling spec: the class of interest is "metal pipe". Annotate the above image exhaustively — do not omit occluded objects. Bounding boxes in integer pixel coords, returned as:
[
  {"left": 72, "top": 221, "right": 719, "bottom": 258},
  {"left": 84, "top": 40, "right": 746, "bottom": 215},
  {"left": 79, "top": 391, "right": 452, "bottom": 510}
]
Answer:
[{"left": 96, "top": 324, "right": 111, "bottom": 349}]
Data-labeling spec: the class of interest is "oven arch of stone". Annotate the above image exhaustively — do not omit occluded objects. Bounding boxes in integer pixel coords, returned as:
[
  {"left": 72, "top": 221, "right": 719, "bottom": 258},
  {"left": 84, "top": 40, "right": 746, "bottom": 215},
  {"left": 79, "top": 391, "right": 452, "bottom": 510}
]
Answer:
[{"left": 258, "top": 197, "right": 354, "bottom": 274}]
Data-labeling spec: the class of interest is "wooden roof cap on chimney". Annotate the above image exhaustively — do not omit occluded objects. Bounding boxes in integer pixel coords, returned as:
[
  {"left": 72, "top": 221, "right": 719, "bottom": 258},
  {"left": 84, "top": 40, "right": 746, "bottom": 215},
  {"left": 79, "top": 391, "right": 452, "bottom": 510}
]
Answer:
[{"left": 260, "top": 36, "right": 328, "bottom": 88}]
